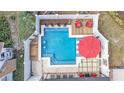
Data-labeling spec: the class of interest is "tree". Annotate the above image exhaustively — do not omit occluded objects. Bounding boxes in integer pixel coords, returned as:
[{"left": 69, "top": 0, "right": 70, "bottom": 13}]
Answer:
[{"left": 0, "top": 16, "right": 13, "bottom": 47}]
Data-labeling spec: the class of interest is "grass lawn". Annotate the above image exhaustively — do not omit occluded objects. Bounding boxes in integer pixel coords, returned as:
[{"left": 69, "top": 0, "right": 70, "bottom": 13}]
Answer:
[
  {"left": 17, "top": 12, "right": 35, "bottom": 41},
  {"left": 0, "top": 12, "right": 17, "bottom": 17},
  {"left": 13, "top": 50, "right": 24, "bottom": 81},
  {"left": 99, "top": 12, "right": 124, "bottom": 67}
]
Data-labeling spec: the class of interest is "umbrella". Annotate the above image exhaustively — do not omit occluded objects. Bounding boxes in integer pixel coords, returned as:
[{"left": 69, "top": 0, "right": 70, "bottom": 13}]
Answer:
[
  {"left": 75, "top": 20, "right": 81, "bottom": 28},
  {"left": 78, "top": 36, "right": 101, "bottom": 58}
]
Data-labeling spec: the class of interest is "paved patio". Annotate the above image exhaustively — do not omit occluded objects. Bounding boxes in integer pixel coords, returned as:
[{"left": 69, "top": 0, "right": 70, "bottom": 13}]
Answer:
[{"left": 71, "top": 19, "right": 93, "bottom": 35}]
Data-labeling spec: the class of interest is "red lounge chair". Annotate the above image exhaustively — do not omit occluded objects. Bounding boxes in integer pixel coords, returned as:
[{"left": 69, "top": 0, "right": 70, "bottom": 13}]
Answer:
[
  {"left": 86, "top": 20, "right": 93, "bottom": 28},
  {"left": 79, "top": 73, "right": 85, "bottom": 78},
  {"left": 91, "top": 73, "right": 97, "bottom": 78},
  {"left": 75, "top": 20, "right": 81, "bottom": 28}
]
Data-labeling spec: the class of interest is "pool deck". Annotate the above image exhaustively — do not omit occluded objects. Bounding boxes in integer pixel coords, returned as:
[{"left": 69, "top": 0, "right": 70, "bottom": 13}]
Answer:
[
  {"left": 71, "top": 19, "right": 93, "bottom": 35},
  {"left": 43, "top": 60, "right": 78, "bottom": 74},
  {"left": 41, "top": 57, "right": 100, "bottom": 76}
]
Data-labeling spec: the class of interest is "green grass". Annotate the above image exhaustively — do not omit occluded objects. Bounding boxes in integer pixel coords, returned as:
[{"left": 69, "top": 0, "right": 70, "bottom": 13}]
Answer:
[
  {"left": 0, "top": 12, "right": 17, "bottom": 17},
  {"left": 0, "top": 15, "right": 13, "bottom": 47},
  {"left": 17, "top": 12, "right": 35, "bottom": 41},
  {"left": 13, "top": 51, "right": 24, "bottom": 81},
  {"left": 99, "top": 12, "right": 124, "bottom": 67},
  {"left": 108, "top": 11, "right": 124, "bottom": 26}
]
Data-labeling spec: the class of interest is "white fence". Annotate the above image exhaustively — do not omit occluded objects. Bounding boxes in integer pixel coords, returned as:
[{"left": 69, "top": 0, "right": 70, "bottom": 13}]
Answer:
[
  {"left": 24, "top": 31, "right": 38, "bottom": 80},
  {"left": 24, "top": 39, "right": 31, "bottom": 80},
  {"left": 94, "top": 30, "right": 109, "bottom": 59},
  {"left": 93, "top": 30, "right": 109, "bottom": 77}
]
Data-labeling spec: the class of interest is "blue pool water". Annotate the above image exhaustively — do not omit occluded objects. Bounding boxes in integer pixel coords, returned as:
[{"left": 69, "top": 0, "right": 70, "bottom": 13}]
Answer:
[{"left": 41, "top": 28, "right": 76, "bottom": 65}]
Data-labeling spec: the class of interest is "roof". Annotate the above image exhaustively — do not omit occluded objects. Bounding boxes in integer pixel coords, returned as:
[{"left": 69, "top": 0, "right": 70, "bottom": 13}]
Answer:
[
  {"left": 0, "top": 42, "right": 4, "bottom": 53},
  {"left": 112, "top": 69, "right": 124, "bottom": 80}
]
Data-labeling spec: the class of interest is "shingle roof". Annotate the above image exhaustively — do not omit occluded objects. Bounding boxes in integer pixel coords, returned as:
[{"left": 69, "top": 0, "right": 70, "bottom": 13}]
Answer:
[{"left": 0, "top": 42, "right": 4, "bottom": 53}]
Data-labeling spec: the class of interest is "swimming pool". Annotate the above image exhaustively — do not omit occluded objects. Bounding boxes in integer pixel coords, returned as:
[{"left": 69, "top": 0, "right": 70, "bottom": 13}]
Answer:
[{"left": 41, "top": 28, "right": 76, "bottom": 65}]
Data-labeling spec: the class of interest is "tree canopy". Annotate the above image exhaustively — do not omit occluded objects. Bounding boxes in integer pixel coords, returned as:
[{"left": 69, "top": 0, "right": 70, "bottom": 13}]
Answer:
[{"left": 0, "top": 16, "right": 13, "bottom": 47}]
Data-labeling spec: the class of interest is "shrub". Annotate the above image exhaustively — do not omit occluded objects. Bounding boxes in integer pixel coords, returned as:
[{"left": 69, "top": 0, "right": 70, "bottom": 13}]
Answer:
[
  {"left": 108, "top": 11, "right": 124, "bottom": 26},
  {"left": 10, "top": 16, "right": 16, "bottom": 20},
  {"left": 18, "top": 12, "right": 35, "bottom": 41},
  {"left": 0, "top": 16, "right": 13, "bottom": 47}
]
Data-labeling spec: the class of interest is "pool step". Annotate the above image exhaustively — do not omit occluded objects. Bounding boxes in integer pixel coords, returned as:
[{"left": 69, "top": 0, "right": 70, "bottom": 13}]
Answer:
[{"left": 42, "top": 53, "right": 76, "bottom": 65}]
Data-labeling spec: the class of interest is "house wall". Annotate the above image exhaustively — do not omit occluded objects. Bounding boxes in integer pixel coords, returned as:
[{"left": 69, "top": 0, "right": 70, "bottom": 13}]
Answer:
[
  {"left": 24, "top": 31, "right": 39, "bottom": 81},
  {"left": 0, "top": 48, "right": 13, "bottom": 61},
  {"left": 0, "top": 49, "right": 5, "bottom": 61}
]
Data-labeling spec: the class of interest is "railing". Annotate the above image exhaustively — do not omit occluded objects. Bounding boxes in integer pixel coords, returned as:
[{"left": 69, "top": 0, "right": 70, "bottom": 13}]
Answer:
[{"left": 43, "top": 73, "right": 78, "bottom": 80}]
